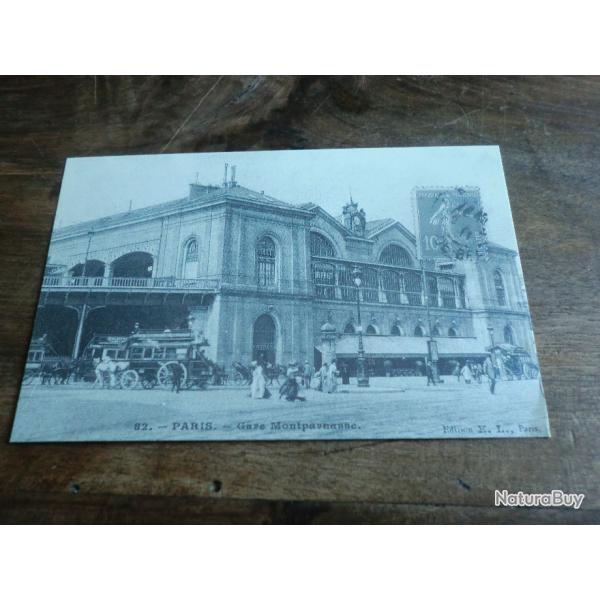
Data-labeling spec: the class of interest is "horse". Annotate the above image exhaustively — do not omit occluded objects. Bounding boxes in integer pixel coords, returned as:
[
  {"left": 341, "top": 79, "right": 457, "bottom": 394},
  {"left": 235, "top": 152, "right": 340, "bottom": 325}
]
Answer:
[{"left": 93, "top": 358, "right": 129, "bottom": 388}]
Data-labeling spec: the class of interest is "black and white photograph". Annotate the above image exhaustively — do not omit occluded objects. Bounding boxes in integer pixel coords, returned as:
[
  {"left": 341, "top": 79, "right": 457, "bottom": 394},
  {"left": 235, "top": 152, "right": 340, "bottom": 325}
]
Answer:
[{"left": 10, "top": 146, "right": 549, "bottom": 441}]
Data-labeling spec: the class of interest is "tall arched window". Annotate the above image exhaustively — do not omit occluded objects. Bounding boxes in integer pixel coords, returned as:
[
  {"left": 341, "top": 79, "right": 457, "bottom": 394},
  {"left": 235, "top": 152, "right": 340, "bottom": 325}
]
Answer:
[
  {"left": 432, "top": 325, "right": 441, "bottom": 336},
  {"left": 391, "top": 324, "right": 404, "bottom": 336},
  {"left": 448, "top": 327, "right": 458, "bottom": 337},
  {"left": 366, "top": 325, "right": 377, "bottom": 335},
  {"left": 344, "top": 322, "right": 356, "bottom": 334},
  {"left": 504, "top": 324, "right": 515, "bottom": 345},
  {"left": 494, "top": 269, "right": 507, "bottom": 306},
  {"left": 379, "top": 244, "right": 412, "bottom": 267},
  {"left": 256, "top": 236, "right": 276, "bottom": 287},
  {"left": 414, "top": 325, "right": 425, "bottom": 337},
  {"left": 183, "top": 239, "right": 199, "bottom": 279},
  {"left": 310, "top": 232, "right": 336, "bottom": 257}
]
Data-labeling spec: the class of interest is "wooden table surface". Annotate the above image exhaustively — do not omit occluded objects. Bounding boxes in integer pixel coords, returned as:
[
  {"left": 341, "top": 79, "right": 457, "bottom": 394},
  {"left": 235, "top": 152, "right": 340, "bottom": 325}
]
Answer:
[{"left": 0, "top": 76, "right": 598, "bottom": 524}]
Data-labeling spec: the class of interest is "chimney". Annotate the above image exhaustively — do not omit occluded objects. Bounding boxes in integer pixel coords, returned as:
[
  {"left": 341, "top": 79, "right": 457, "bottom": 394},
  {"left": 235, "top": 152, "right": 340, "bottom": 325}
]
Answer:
[
  {"left": 223, "top": 163, "right": 229, "bottom": 187},
  {"left": 231, "top": 165, "right": 237, "bottom": 187}
]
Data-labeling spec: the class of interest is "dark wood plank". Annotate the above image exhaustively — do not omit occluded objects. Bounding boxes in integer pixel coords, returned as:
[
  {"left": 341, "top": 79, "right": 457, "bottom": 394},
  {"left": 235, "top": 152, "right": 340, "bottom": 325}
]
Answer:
[{"left": 1, "top": 76, "right": 599, "bottom": 523}]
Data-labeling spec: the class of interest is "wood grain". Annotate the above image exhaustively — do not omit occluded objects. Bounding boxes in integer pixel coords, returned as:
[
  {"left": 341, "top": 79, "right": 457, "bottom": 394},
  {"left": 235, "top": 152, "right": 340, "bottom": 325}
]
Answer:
[{"left": 1, "top": 76, "right": 599, "bottom": 524}]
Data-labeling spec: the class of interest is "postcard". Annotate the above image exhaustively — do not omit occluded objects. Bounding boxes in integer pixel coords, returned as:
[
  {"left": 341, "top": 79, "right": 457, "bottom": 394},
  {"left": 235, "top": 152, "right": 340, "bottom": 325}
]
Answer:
[{"left": 10, "top": 146, "right": 550, "bottom": 441}]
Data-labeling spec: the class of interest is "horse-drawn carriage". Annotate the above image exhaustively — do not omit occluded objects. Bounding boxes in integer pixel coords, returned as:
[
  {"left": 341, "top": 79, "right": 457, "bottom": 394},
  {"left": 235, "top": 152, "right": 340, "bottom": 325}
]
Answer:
[
  {"left": 231, "top": 361, "right": 286, "bottom": 386},
  {"left": 22, "top": 336, "right": 71, "bottom": 385},
  {"left": 79, "top": 329, "right": 212, "bottom": 390},
  {"left": 487, "top": 343, "right": 539, "bottom": 380}
]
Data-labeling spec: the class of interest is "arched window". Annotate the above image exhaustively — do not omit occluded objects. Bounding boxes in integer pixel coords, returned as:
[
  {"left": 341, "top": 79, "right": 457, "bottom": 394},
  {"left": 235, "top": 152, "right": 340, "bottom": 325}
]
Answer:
[
  {"left": 504, "top": 324, "right": 515, "bottom": 345},
  {"left": 391, "top": 324, "right": 404, "bottom": 336},
  {"left": 344, "top": 322, "right": 356, "bottom": 334},
  {"left": 432, "top": 325, "right": 441, "bottom": 336},
  {"left": 183, "top": 239, "right": 198, "bottom": 279},
  {"left": 366, "top": 325, "right": 377, "bottom": 335},
  {"left": 310, "top": 232, "right": 336, "bottom": 257},
  {"left": 256, "top": 236, "right": 276, "bottom": 287},
  {"left": 112, "top": 252, "right": 153, "bottom": 281},
  {"left": 253, "top": 314, "right": 277, "bottom": 365},
  {"left": 379, "top": 244, "right": 412, "bottom": 267},
  {"left": 494, "top": 269, "right": 507, "bottom": 306},
  {"left": 414, "top": 325, "right": 425, "bottom": 337},
  {"left": 448, "top": 327, "right": 458, "bottom": 337}
]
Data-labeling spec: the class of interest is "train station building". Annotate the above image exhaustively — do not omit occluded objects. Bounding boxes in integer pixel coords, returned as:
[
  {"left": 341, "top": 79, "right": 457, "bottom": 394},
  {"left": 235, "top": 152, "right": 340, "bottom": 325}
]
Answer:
[{"left": 37, "top": 169, "right": 537, "bottom": 375}]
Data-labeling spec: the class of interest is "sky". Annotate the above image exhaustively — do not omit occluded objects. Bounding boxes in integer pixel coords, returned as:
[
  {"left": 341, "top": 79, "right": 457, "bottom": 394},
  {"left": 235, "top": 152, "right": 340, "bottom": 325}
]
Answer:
[{"left": 56, "top": 145, "right": 519, "bottom": 251}]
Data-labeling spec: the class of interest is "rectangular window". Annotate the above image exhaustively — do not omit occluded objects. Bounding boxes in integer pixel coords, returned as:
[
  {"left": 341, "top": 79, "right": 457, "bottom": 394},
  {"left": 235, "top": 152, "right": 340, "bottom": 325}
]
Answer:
[{"left": 130, "top": 347, "right": 143, "bottom": 359}]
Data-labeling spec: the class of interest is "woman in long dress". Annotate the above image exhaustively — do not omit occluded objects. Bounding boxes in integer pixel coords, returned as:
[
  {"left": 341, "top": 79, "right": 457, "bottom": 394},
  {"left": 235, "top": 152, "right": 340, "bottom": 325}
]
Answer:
[
  {"left": 250, "top": 361, "right": 266, "bottom": 399},
  {"left": 318, "top": 362, "right": 329, "bottom": 392},
  {"left": 327, "top": 360, "right": 338, "bottom": 393},
  {"left": 460, "top": 362, "right": 473, "bottom": 384}
]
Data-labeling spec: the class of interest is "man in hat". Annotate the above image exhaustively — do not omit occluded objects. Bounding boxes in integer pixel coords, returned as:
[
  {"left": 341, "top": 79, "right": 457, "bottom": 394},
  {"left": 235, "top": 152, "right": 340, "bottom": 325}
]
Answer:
[
  {"left": 425, "top": 360, "right": 435, "bottom": 387},
  {"left": 302, "top": 360, "right": 314, "bottom": 389},
  {"left": 483, "top": 354, "right": 497, "bottom": 394},
  {"left": 171, "top": 362, "right": 184, "bottom": 394}
]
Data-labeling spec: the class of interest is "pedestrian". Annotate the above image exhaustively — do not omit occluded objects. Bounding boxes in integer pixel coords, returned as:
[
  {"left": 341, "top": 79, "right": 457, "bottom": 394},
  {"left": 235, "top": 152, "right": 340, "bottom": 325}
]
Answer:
[
  {"left": 171, "top": 362, "right": 183, "bottom": 393},
  {"left": 425, "top": 360, "right": 436, "bottom": 386},
  {"left": 303, "top": 360, "right": 314, "bottom": 388},
  {"left": 250, "top": 360, "right": 267, "bottom": 399},
  {"left": 453, "top": 362, "right": 461, "bottom": 382},
  {"left": 460, "top": 361, "right": 473, "bottom": 384},
  {"left": 340, "top": 362, "right": 350, "bottom": 385},
  {"left": 317, "top": 362, "right": 329, "bottom": 392},
  {"left": 279, "top": 362, "right": 305, "bottom": 401},
  {"left": 484, "top": 354, "right": 497, "bottom": 395},
  {"left": 474, "top": 363, "right": 483, "bottom": 384},
  {"left": 327, "top": 360, "right": 338, "bottom": 393}
]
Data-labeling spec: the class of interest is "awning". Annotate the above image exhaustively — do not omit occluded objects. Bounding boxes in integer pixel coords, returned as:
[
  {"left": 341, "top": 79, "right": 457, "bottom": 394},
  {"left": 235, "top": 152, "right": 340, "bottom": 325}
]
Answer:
[{"left": 333, "top": 335, "right": 486, "bottom": 358}]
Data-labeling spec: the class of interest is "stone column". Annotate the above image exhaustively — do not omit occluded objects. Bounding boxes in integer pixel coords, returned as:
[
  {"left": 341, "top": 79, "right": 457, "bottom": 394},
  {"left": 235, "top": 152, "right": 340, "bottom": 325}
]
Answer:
[{"left": 320, "top": 322, "right": 337, "bottom": 366}]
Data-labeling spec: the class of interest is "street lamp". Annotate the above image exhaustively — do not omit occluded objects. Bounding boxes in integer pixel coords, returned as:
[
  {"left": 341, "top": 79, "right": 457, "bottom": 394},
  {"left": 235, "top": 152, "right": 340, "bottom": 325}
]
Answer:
[
  {"left": 487, "top": 326, "right": 496, "bottom": 367},
  {"left": 352, "top": 266, "right": 369, "bottom": 387},
  {"left": 82, "top": 229, "right": 95, "bottom": 283}
]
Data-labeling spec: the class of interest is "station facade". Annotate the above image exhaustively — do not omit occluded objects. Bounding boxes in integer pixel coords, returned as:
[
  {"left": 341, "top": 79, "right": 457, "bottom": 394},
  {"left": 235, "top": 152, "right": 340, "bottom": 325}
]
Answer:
[{"left": 38, "top": 171, "right": 536, "bottom": 375}]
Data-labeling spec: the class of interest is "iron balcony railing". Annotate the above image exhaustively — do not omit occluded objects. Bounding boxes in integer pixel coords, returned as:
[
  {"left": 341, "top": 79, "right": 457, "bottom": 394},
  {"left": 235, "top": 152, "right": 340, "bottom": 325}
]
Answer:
[
  {"left": 311, "top": 259, "right": 468, "bottom": 309},
  {"left": 41, "top": 275, "right": 220, "bottom": 291}
]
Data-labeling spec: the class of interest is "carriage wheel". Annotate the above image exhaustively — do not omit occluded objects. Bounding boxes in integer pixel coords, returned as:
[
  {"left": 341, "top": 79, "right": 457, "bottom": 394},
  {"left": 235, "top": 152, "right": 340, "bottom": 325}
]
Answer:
[
  {"left": 120, "top": 369, "right": 139, "bottom": 389},
  {"left": 157, "top": 362, "right": 187, "bottom": 390}
]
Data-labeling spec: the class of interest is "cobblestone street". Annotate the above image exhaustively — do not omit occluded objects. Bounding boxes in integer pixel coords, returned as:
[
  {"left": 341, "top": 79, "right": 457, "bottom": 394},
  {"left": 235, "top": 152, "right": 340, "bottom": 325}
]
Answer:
[{"left": 11, "top": 377, "right": 548, "bottom": 441}]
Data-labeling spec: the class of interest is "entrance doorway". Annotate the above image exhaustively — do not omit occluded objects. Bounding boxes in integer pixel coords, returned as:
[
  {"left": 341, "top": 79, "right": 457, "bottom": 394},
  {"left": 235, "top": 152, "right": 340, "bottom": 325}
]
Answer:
[{"left": 252, "top": 314, "right": 276, "bottom": 365}]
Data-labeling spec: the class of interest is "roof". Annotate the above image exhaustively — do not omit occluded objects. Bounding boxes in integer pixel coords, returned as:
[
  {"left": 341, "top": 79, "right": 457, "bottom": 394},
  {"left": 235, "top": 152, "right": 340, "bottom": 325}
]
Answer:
[
  {"left": 487, "top": 241, "right": 517, "bottom": 255},
  {"left": 53, "top": 184, "right": 302, "bottom": 240},
  {"left": 365, "top": 218, "right": 396, "bottom": 236},
  {"left": 334, "top": 335, "right": 487, "bottom": 357}
]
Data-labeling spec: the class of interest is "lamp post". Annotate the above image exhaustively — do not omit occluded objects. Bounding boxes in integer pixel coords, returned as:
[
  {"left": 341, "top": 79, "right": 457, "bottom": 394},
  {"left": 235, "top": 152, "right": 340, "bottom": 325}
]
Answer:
[
  {"left": 352, "top": 266, "right": 369, "bottom": 387},
  {"left": 419, "top": 259, "right": 441, "bottom": 383},
  {"left": 72, "top": 230, "right": 95, "bottom": 360},
  {"left": 82, "top": 230, "right": 94, "bottom": 282},
  {"left": 487, "top": 326, "right": 496, "bottom": 367}
]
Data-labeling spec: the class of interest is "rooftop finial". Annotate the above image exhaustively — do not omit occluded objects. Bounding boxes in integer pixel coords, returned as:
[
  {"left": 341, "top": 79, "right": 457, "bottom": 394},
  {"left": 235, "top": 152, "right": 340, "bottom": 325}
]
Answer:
[
  {"left": 231, "top": 165, "right": 237, "bottom": 187},
  {"left": 223, "top": 163, "right": 229, "bottom": 187}
]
